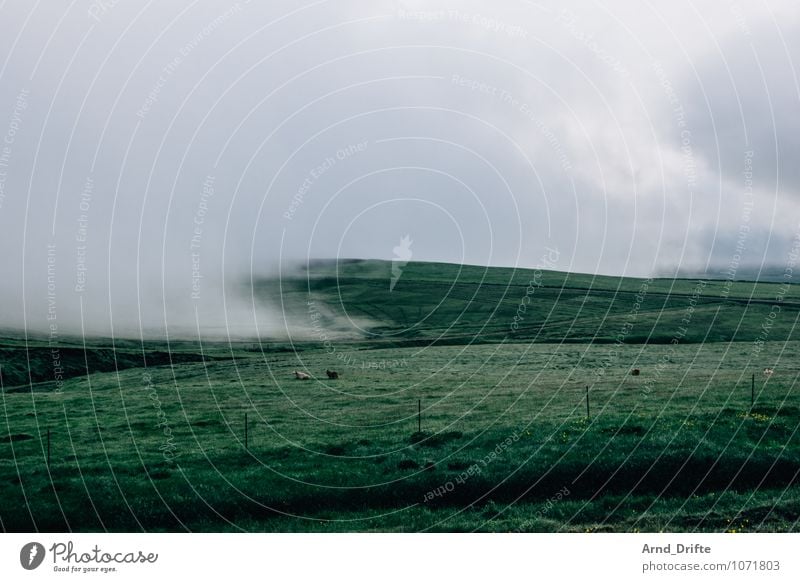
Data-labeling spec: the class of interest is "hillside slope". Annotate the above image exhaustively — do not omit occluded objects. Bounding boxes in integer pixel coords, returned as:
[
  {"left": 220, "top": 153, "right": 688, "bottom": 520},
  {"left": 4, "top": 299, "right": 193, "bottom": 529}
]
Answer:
[{"left": 262, "top": 259, "right": 800, "bottom": 346}]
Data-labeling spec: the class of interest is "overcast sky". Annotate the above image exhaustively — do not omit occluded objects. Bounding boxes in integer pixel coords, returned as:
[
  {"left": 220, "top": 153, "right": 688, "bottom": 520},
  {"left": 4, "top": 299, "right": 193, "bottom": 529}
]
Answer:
[{"left": 0, "top": 0, "right": 798, "bottom": 337}]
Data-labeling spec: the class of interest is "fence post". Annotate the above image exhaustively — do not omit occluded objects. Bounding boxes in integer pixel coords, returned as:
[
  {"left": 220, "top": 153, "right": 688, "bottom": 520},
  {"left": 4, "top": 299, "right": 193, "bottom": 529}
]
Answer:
[{"left": 585, "top": 386, "right": 590, "bottom": 421}]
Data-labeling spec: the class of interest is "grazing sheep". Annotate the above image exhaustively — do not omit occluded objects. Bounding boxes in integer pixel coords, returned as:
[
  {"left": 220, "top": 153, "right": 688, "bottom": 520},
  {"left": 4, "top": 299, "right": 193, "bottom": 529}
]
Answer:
[
  {"left": 763, "top": 367, "right": 774, "bottom": 377},
  {"left": 326, "top": 369, "right": 339, "bottom": 379},
  {"left": 630, "top": 368, "right": 641, "bottom": 376},
  {"left": 294, "top": 370, "right": 310, "bottom": 380}
]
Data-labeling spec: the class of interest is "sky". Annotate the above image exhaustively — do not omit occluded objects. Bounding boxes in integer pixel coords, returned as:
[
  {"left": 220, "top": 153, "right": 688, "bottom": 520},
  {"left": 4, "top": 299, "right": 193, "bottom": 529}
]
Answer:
[{"left": 0, "top": 0, "right": 798, "bottom": 337}]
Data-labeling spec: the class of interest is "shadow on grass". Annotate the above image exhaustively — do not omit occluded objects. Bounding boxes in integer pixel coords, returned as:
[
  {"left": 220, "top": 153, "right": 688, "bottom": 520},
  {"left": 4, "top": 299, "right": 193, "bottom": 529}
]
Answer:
[{"left": 6, "top": 449, "right": 798, "bottom": 532}]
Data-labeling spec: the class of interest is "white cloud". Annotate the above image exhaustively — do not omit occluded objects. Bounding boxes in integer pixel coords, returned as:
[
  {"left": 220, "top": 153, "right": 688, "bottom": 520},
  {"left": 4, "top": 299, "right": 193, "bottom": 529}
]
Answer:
[{"left": 0, "top": 0, "right": 797, "bottom": 335}]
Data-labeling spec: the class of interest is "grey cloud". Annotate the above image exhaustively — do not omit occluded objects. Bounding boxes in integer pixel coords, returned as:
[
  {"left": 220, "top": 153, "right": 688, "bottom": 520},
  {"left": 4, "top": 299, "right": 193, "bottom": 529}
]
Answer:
[{"left": 0, "top": 0, "right": 797, "bottom": 338}]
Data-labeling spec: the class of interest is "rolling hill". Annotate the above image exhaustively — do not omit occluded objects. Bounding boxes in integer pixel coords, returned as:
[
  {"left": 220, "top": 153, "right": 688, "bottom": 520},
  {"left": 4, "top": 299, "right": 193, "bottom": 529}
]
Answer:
[{"left": 263, "top": 258, "right": 800, "bottom": 347}]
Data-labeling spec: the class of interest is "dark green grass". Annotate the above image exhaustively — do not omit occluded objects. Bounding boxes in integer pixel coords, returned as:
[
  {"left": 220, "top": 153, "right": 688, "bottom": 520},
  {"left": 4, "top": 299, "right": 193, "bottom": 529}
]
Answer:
[
  {"left": 261, "top": 259, "right": 800, "bottom": 346},
  {"left": 1, "top": 260, "right": 799, "bottom": 531},
  {"left": 1, "top": 340, "right": 798, "bottom": 532}
]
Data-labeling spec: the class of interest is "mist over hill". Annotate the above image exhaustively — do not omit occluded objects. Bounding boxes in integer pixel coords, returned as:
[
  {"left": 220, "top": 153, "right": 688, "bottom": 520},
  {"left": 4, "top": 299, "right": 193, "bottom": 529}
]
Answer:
[{"left": 260, "top": 258, "right": 800, "bottom": 347}]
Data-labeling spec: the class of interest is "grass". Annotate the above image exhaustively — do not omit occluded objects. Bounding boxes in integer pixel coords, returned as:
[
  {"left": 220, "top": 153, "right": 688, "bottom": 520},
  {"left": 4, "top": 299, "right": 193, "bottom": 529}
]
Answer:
[
  {"left": 1, "top": 259, "right": 799, "bottom": 531},
  {"left": 266, "top": 258, "right": 800, "bottom": 345}
]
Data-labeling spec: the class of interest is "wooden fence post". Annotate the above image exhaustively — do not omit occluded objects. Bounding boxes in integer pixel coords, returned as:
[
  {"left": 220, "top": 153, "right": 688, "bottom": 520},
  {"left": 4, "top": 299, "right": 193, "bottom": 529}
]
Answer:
[{"left": 585, "top": 386, "right": 590, "bottom": 421}]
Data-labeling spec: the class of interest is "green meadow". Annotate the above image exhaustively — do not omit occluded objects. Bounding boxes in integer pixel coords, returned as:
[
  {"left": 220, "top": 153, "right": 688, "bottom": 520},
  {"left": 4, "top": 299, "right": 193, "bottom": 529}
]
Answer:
[{"left": 1, "top": 259, "right": 798, "bottom": 532}]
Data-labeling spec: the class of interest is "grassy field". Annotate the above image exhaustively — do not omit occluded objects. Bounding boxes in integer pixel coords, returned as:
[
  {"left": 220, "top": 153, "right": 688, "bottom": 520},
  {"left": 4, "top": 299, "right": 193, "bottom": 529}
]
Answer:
[{"left": 1, "top": 259, "right": 799, "bottom": 532}]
